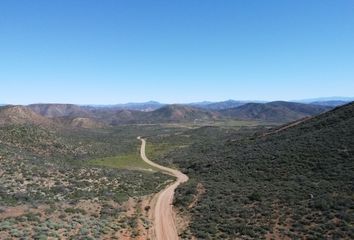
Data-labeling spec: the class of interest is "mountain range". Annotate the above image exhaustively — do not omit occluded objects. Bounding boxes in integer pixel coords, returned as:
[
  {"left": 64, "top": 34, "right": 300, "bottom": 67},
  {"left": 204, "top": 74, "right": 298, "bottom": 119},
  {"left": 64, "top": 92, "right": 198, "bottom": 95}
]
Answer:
[
  {"left": 0, "top": 100, "right": 343, "bottom": 127},
  {"left": 220, "top": 101, "right": 332, "bottom": 122},
  {"left": 83, "top": 97, "right": 352, "bottom": 111}
]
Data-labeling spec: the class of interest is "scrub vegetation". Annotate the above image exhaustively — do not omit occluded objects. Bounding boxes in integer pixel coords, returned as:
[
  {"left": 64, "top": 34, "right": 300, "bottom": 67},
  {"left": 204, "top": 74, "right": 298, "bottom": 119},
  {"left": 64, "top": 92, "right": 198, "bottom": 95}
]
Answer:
[
  {"left": 151, "top": 103, "right": 354, "bottom": 239},
  {"left": 0, "top": 124, "right": 172, "bottom": 239},
  {"left": 0, "top": 102, "right": 352, "bottom": 239}
]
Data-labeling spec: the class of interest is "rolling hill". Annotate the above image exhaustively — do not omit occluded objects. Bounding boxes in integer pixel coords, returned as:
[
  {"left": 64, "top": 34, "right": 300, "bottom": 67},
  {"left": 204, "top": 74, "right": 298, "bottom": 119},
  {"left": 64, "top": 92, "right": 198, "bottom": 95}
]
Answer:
[
  {"left": 0, "top": 105, "right": 106, "bottom": 129},
  {"left": 0, "top": 105, "right": 53, "bottom": 126},
  {"left": 28, "top": 103, "right": 91, "bottom": 118},
  {"left": 90, "top": 104, "right": 219, "bottom": 124},
  {"left": 1, "top": 104, "right": 218, "bottom": 126},
  {"left": 220, "top": 101, "right": 332, "bottom": 122},
  {"left": 89, "top": 108, "right": 144, "bottom": 125},
  {"left": 144, "top": 104, "right": 219, "bottom": 123}
]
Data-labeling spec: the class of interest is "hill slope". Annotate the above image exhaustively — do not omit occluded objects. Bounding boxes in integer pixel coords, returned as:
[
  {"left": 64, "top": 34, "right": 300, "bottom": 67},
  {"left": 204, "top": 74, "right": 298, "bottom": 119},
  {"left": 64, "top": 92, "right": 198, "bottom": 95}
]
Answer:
[
  {"left": 0, "top": 106, "right": 53, "bottom": 126},
  {"left": 88, "top": 108, "right": 144, "bottom": 125},
  {"left": 81, "top": 105, "right": 218, "bottom": 124},
  {"left": 220, "top": 101, "right": 332, "bottom": 122},
  {"left": 145, "top": 104, "right": 218, "bottom": 123},
  {"left": 161, "top": 102, "right": 354, "bottom": 239},
  {"left": 28, "top": 104, "right": 91, "bottom": 118}
]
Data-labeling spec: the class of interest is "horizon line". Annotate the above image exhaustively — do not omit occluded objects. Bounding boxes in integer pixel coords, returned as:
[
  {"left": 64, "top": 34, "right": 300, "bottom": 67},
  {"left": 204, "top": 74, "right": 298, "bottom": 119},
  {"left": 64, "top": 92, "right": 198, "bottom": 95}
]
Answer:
[{"left": 1, "top": 96, "right": 354, "bottom": 106}]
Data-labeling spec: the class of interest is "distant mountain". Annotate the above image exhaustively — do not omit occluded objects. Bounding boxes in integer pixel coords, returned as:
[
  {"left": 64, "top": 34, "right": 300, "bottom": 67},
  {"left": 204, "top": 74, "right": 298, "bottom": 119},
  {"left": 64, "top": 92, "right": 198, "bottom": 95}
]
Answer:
[
  {"left": 309, "top": 100, "right": 349, "bottom": 107},
  {"left": 220, "top": 101, "right": 332, "bottom": 123},
  {"left": 87, "top": 101, "right": 166, "bottom": 112},
  {"left": 0, "top": 105, "right": 53, "bottom": 126},
  {"left": 296, "top": 96, "right": 354, "bottom": 103},
  {"left": 144, "top": 104, "right": 218, "bottom": 123},
  {"left": 28, "top": 104, "right": 91, "bottom": 118},
  {"left": 189, "top": 100, "right": 268, "bottom": 110},
  {"left": 187, "top": 101, "right": 214, "bottom": 107},
  {"left": 199, "top": 100, "right": 247, "bottom": 110}
]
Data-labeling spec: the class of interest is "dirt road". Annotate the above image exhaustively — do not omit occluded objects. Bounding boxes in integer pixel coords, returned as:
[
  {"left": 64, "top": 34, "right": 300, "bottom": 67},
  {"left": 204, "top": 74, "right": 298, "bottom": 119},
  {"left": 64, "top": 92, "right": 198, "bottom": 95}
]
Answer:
[{"left": 138, "top": 137, "right": 188, "bottom": 240}]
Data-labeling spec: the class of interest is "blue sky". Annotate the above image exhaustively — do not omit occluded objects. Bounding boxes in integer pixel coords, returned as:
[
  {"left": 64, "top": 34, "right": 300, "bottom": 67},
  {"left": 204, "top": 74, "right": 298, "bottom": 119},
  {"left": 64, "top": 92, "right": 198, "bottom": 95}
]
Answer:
[{"left": 0, "top": 0, "right": 353, "bottom": 104}]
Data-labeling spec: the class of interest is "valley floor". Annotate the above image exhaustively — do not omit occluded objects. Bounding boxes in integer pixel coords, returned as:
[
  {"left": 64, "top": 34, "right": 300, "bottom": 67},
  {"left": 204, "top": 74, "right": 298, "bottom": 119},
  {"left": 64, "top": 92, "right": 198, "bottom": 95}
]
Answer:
[{"left": 1, "top": 103, "right": 353, "bottom": 239}]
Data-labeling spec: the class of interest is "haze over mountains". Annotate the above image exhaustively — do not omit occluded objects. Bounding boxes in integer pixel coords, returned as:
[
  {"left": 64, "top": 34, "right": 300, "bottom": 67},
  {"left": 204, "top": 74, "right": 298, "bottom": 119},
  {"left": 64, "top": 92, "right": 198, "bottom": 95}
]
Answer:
[
  {"left": 79, "top": 97, "right": 352, "bottom": 111},
  {"left": 1, "top": 98, "right": 349, "bottom": 127},
  {"left": 296, "top": 96, "right": 354, "bottom": 103}
]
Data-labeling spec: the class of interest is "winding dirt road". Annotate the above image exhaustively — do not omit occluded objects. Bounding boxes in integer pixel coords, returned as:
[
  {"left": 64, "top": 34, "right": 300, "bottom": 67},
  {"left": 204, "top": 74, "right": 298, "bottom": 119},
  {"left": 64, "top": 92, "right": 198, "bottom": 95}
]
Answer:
[{"left": 138, "top": 137, "right": 188, "bottom": 240}]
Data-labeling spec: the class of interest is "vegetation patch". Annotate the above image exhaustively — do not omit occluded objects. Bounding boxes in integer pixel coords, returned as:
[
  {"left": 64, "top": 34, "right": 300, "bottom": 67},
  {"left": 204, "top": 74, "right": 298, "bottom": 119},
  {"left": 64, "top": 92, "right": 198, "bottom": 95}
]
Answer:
[{"left": 89, "top": 153, "right": 156, "bottom": 171}]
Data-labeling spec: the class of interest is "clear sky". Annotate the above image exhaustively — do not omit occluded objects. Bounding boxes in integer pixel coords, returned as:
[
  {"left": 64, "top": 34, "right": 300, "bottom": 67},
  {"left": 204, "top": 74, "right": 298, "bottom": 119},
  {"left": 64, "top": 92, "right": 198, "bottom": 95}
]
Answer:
[{"left": 0, "top": 0, "right": 353, "bottom": 104}]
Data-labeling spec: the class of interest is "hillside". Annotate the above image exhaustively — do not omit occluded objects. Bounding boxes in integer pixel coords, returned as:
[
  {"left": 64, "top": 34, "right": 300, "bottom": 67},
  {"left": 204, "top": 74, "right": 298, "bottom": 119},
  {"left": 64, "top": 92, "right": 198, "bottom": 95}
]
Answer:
[
  {"left": 28, "top": 104, "right": 91, "bottom": 118},
  {"left": 220, "top": 101, "right": 332, "bottom": 123},
  {"left": 0, "top": 105, "right": 53, "bottom": 126},
  {"left": 89, "top": 108, "right": 144, "bottom": 125},
  {"left": 89, "top": 104, "right": 218, "bottom": 124},
  {"left": 27, "top": 104, "right": 133, "bottom": 127},
  {"left": 54, "top": 117, "right": 107, "bottom": 129},
  {"left": 145, "top": 104, "right": 218, "bottom": 123},
  {"left": 154, "top": 102, "right": 354, "bottom": 239}
]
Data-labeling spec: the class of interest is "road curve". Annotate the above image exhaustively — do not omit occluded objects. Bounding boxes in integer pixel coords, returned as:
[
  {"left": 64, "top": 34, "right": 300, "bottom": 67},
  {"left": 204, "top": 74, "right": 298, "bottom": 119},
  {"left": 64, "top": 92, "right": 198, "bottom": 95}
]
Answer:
[{"left": 138, "top": 137, "right": 188, "bottom": 240}]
